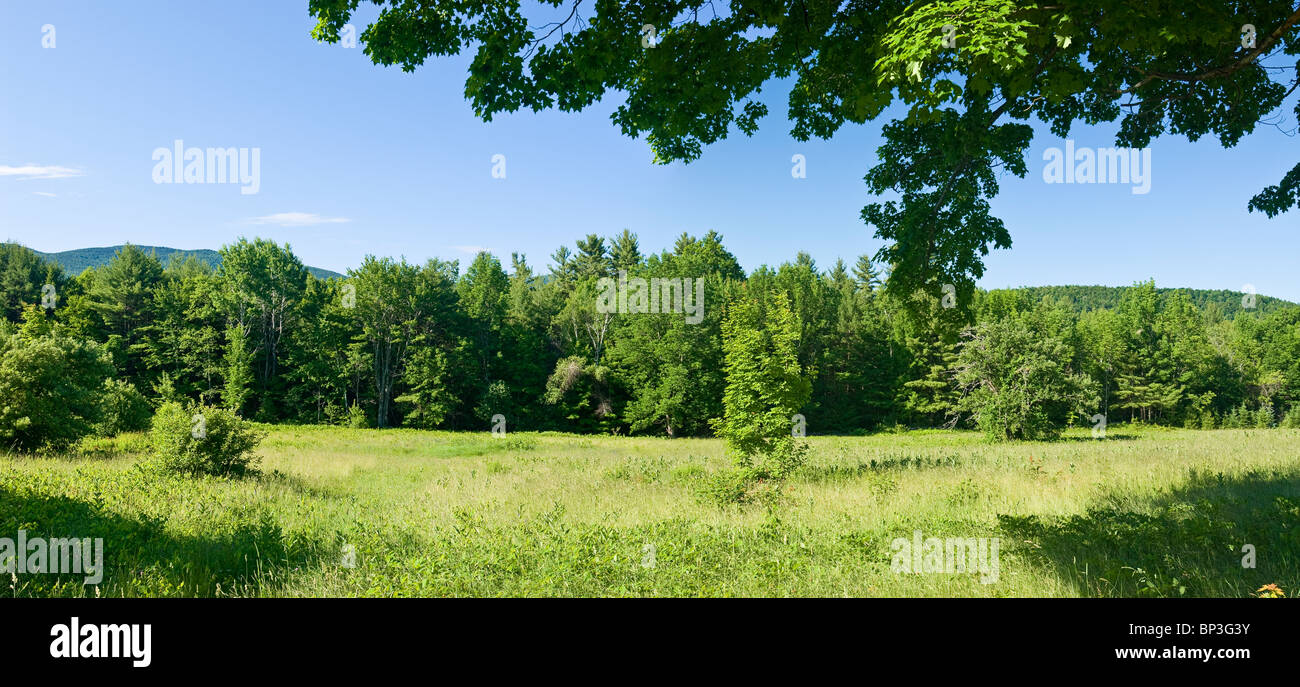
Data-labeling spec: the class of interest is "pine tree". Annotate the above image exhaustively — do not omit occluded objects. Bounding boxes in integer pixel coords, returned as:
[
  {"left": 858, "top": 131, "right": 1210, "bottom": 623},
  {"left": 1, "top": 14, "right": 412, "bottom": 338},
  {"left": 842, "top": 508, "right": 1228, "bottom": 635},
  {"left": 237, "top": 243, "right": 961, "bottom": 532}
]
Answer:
[
  {"left": 900, "top": 335, "right": 961, "bottom": 427},
  {"left": 573, "top": 234, "right": 611, "bottom": 279},
  {"left": 548, "top": 246, "right": 575, "bottom": 283},
  {"left": 609, "top": 229, "right": 643, "bottom": 272},
  {"left": 852, "top": 255, "right": 881, "bottom": 294}
]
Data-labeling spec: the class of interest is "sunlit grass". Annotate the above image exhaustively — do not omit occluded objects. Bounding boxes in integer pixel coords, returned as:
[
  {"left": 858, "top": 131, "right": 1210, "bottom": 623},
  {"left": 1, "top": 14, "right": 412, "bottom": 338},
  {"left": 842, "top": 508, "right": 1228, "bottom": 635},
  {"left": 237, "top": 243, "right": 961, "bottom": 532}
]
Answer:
[{"left": 3, "top": 426, "right": 1297, "bottom": 597}]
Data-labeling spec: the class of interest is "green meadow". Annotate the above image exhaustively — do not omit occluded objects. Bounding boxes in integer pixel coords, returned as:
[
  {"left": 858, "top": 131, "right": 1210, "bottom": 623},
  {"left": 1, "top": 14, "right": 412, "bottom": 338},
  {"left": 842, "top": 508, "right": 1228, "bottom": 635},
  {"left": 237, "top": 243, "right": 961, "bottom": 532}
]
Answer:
[{"left": 4, "top": 426, "right": 1298, "bottom": 598}]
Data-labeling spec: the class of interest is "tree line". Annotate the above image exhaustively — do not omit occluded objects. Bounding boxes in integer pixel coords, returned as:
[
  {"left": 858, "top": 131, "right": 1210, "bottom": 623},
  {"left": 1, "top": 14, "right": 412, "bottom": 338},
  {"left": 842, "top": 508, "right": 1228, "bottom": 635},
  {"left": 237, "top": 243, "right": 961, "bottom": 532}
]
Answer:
[{"left": 1, "top": 232, "right": 1298, "bottom": 449}]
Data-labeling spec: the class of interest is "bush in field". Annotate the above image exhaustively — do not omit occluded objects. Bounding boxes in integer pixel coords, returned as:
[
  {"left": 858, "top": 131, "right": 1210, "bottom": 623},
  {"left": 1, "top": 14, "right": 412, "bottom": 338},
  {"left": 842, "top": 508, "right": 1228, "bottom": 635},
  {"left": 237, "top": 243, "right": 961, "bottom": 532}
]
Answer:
[
  {"left": 346, "top": 401, "right": 369, "bottom": 429},
  {"left": 1254, "top": 402, "right": 1276, "bottom": 428},
  {"left": 94, "top": 379, "right": 152, "bottom": 436},
  {"left": 698, "top": 467, "right": 754, "bottom": 505},
  {"left": 955, "top": 308, "right": 1098, "bottom": 442},
  {"left": 149, "top": 401, "right": 265, "bottom": 476},
  {"left": 0, "top": 311, "right": 113, "bottom": 452},
  {"left": 1282, "top": 406, "right": 1300, "bottom": 429}
]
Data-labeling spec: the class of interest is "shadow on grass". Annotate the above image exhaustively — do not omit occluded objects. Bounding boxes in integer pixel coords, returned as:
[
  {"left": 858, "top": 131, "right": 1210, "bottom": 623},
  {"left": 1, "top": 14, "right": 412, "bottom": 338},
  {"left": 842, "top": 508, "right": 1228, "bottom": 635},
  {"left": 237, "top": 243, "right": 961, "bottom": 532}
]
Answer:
[
  {"left": 0, "top": 485, "right": 325, "bottom": 597},
  {"left": 799, "top": 454, "right": 965, "bottom": 483},
  {"left": 999, "top": 468, "right": 1300, "bottom": 597},
  {"left": 1053, "top": 434, "right": 1142, "bottom": 443},
  {"left": 258, "top": 468, "right": 350, "bottom": 501}
]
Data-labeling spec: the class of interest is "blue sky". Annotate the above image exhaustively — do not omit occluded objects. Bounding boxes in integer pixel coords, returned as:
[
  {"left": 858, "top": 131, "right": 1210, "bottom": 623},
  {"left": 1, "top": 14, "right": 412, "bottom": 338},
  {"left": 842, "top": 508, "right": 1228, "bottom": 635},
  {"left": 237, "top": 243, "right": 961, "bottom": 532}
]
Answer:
[{"left": 2, "top": 1, "right": 1297, "bottom": 300}]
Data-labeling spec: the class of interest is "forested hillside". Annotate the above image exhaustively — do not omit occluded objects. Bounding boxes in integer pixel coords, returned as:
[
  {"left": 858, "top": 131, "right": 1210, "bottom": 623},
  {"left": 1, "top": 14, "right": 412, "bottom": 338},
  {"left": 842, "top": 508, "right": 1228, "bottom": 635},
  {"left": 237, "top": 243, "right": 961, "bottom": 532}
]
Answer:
[
  {"left": 19, "top": 244, "right": 342, "bottom": 280},
  {"left": 1015, "top": 285, "right": 1295, "bottom": 317},
  {"left": 2, "top": 234, "right": 1297, "bottom": 450}
]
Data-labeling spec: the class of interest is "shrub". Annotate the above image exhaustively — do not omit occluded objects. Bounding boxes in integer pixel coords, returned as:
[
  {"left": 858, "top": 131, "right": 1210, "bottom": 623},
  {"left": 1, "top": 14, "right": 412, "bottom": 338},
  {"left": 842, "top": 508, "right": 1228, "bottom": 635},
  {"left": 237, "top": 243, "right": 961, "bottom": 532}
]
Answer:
[
  {"left": 148, "top": 401, "right": 265, "bottom": 476},
  {"left": 346, "top": 401, "right": 369, "bottom": 429},
  {"left": 696, "top": 467, "right": 790, "bottom": 508},
  {"left": 698, "top": 467, "right": 758, "bottom": 506},
  {"left": 0, "top": 320, "right": 113, "bottom": 452},
  {"left": 94, "top": 379, "right": 152, "bottom": 436},
  {"left": 323, "top": 401, "right": 345, "bottom": 425},
  {"left": 669, "top": 462, "right": 707, "bottom": 484},
  {"left": 1254, "top": 402, "right": 1276, "bottom": 428},
  {"left": 473, "top": 379, "right": 512, "bottom": 424},
  {"left": 954, "top": 309, "right": 1098, "bottom": 442},
  {"left": 1282, "top": 406, "right": 1300, "bottom": 429}
]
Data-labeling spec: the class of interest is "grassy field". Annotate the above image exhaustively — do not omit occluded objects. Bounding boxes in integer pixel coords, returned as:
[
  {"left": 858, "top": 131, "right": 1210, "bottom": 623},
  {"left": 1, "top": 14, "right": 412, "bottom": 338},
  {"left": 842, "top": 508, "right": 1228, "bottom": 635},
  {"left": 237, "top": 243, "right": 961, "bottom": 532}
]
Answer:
[{"left": 3, "top": 426, "right": 1298, "bottom": 597}]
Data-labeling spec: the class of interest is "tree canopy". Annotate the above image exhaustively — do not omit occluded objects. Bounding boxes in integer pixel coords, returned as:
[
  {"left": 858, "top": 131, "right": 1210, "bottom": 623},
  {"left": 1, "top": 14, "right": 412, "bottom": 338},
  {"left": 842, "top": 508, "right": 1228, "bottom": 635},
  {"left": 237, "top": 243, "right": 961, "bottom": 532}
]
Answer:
[{"left": 310, "top": 0, "right": 1300, "bottom": 303}]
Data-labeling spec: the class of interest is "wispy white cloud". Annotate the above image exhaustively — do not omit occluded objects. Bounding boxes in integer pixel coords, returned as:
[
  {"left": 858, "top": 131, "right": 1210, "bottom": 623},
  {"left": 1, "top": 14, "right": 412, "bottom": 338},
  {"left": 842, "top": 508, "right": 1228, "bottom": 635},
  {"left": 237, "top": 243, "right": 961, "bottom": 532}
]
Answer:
[
  {"left": 452, "top": 245, "right": 488, "bottom": 254},
  {"left": 0, "top": 164, "right": 85, "bottom": 180},
  {"left": 31, "top": 191, "right": 57, "bottom": 197},
  {"left": 246, "top": 212, "right": 351, "bottom": 227}
]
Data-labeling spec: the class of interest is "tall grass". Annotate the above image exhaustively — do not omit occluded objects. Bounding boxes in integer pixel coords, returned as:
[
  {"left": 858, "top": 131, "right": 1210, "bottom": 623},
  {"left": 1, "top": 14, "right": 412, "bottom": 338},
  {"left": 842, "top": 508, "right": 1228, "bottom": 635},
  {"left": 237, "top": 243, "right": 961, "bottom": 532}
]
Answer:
[{"left": 3, "top": 426, "right": 1297, "bottom": 597}]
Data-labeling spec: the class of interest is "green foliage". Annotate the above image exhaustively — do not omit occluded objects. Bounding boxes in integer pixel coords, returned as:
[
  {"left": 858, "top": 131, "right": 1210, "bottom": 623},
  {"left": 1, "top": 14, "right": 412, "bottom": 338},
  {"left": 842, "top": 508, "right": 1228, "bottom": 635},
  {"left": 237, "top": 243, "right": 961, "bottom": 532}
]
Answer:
[
  {"left": 0, "top": 312, "right": 113, "bottom": 451},
  {"left": 397, "top": 345, "right": 464, "bottom": 429},
  {"left": 955, "top": 305, "right": 1098, "bottom": 441},
  {"left": 94, "top": 379, "right": 153, "bottom": 436},
  {"left": 148, "top": 401, "right": 265, "bottom": 477},
  {"left": 1, "top": 231, "right": 1298, "bottom": 441},
  {"left": 608, "top": 254, "right": 737, "bottom": 437},
  {"left": 692, "top": 465, "right": 791, "bottom": 510},
  {"left": 1016, "top": 285, "right": 1297, "bottom": 317},
  {"left": 473, "top": 379, "right": 511, "bottom": 425},
  {"left": 72, "top": 431, "right": 152, "bottom": 459},
  {"left": 82, "top": 244, "right": 164, "bottom": 383},
  {"left": 138, "top": 261, "right": 224, "bottom": 406},
  {"left": 216, "top": 239, "right": 310, "bottom": 418},
  {"left": 457, "top": 251, "right": 509, "bottom": 385},
  {"left": 0, "top": 243, "right": 65, "bottom": 321},
  {"left": 1223, "top": 403, "right": 1252, "bottom": 429},
  {"left": 282, "top": 276, "right": 354, "bottom": 423},
  {"left": 714, "top": 292, "right": 812, "bottom": 479},
  {"left": 346, "top": 401, "right": 370, "bottom": 429},
  {"left": 350, "top": 255, "right": 462, "bottom": 428},
  {"left": 544, "top": 355, "right": 615, "bottom": 432},
  {"left": 223, "top": 325, "right": 254, "bottom": 416}
]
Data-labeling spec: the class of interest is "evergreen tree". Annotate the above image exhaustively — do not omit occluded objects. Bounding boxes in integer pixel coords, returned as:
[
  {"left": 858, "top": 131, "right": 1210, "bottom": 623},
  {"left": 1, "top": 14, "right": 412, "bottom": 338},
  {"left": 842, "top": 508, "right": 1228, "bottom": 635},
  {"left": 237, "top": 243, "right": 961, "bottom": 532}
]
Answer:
[
  {"left": 714, "top": 291, "right": 812, "bottom": 478},
  {"left": 85, "top": 244, "right": 164, "bottom": 385},
  {"left": 609, "top": 229, "right": 643, "bottom": 272},
  {"left": 573, "top": 234, "right": 611, "bottom": 279}
]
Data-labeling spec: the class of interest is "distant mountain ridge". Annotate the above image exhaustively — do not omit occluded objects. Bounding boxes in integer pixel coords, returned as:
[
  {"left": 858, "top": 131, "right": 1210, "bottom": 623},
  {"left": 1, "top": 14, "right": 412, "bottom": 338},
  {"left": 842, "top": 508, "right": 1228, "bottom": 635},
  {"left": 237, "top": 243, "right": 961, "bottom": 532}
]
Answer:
[
  {"left": 1007, "top": 285, "right": 1296, "bottom": 317},
  {"left": 27, "top": 245, "right": 343, "bottom": 280}
]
